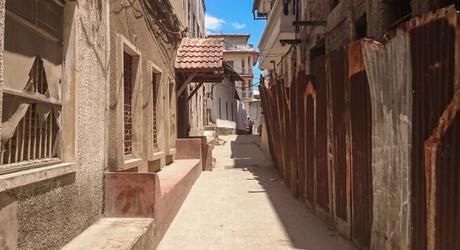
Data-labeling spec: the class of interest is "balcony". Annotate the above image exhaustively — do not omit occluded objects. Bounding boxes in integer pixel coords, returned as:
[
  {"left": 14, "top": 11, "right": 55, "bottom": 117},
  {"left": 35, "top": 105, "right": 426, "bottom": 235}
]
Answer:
[
  {"left": 224, "top": 44, "right": 254, "bottom": 51},
  {"left": 257, "top": 0, "right": 296, "bottom": 70}
]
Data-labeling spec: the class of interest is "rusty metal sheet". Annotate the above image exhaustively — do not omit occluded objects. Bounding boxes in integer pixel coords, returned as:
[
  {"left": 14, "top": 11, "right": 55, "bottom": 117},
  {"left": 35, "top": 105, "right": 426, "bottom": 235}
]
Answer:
[
  {"left": 327, "top": 48, "right": 349, "bottom": 222},
  {"left": 433, "top": 114, "right": 460, "bottom": 250},
  {"left": 348, "top": 40, "right": 373, "bottom": 249},
  {"left": 305, "top": 93, "right": 315, "bottom": 206},
  {"left": 296, "top": 70, "right": 308, "bottom": 203},
  {"left": 281, "top": 84, "right": 291, "bottom": 183},
  {"left": 407, "top": 8, "right": 457, "bottom": 250},
  {"left": 288, "top": 82, "right": 298, "bottom": 197},
  {"left": 312, "top": 56, "right": 330, "bottom": 213},
  {"left": 363, "top": 32, "right": 412, "bottom": 250}
]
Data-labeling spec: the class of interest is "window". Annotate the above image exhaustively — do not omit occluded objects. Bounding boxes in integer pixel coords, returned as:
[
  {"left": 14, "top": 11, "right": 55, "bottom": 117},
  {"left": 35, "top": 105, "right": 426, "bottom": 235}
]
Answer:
[
  {"left": 226, "top": 102, "right": 229, "bottom": 120},
  {"left": 1, "top": 0, "right": 64, "bottom": 173},
  {"left": 390, "top": 0, "right": 411, "bottom": 27},
  {"left": 248, "top": 57, "right": 252, "bottom": 73},
  {"left": 435, "top": 0, "right": 460, "bottom": 9},
  {"left": 355, "top": 14, "right": 367, "bottom": 39},
  {"left": 330, "top": 0, "right": 340, "bottom": 10},
  {"left": 7, "top": 0, "right": 64, "bottom": 40},
  {"left": 123, "top": 53, "right": 133, "bottom": 155},
  {"left": 242, "top": 58, "right": 246, "bottom": 74},
  {"left": 152, "top": 72, "right": 159, "bottom": 151},
  {"left": 219, "top": 98, "right": 222, "bottom": 119},
  {"left": 231, "top": 103, "right": 234, "bottom": 121}
]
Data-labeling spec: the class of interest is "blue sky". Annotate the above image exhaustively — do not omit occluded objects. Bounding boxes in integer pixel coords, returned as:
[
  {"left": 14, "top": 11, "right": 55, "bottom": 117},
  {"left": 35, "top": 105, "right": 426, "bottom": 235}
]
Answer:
[{"left": 204, "top": 0, "right": 266, "bottom": 89}]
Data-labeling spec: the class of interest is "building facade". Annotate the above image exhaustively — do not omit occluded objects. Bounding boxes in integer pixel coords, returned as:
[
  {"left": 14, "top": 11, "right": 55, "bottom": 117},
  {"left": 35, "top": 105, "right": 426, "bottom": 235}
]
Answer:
[
  {"left": 206, "top": 34, "right": 259, "bottom": 133},
  {"left": 0, "top": 0, "right": 206, "bottom": 249}
]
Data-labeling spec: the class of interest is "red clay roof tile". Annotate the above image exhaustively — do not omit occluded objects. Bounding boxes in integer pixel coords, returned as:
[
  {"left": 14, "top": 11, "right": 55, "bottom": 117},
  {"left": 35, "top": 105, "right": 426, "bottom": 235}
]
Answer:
[{"left": 175, "top": 38, "right": 224, "bottom": 71}]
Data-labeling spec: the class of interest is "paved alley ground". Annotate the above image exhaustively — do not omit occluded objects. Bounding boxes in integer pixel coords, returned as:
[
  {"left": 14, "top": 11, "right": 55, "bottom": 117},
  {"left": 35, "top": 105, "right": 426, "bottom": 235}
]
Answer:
[{"left": 158, "top": 135, "right": 356, "bottom": 250}]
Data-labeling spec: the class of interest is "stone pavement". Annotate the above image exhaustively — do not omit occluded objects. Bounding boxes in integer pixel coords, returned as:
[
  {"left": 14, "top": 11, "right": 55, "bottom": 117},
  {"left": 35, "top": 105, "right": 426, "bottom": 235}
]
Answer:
[{"left": 158, "top": 135, "right": 356, "bottom": 250}]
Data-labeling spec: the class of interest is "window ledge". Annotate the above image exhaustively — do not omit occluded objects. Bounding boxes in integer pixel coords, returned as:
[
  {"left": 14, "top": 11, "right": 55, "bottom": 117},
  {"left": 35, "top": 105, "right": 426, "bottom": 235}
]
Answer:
[
  {"left": 123, "top": 158, "right": 142, "bottom": 170},
  {"left": 150, "top": 151, "right": 164, "bottom": 161},
  {"left": 0, "top": 162, "right": 76, "bottom": 192}
]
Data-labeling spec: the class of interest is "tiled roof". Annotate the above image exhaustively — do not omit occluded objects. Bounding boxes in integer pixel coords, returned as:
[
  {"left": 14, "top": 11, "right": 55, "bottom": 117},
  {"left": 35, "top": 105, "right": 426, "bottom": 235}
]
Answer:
[{"left": 175, "top": 38, "right": 224, "bottom": 71}]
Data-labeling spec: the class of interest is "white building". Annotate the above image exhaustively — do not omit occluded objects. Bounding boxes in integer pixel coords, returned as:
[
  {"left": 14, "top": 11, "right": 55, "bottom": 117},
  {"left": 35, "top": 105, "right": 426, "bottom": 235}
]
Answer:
[{"left": 207, "top": 34, "right": 259, "bottom": 133}]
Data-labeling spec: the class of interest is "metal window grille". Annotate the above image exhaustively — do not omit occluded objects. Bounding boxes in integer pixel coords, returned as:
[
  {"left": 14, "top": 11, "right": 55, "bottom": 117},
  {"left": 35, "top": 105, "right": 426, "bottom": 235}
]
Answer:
[
  {"left": 1, "top": 57, "right": 60, "bottom": 166},
  {"left": 152, "top": 72, "right": 158, "bottom": 151},
  {"left": 1, "top": 104, "right": 57, "bottom": 165},
  {"left": 123, "top": 52, "right": 133, "bottom": 155}
]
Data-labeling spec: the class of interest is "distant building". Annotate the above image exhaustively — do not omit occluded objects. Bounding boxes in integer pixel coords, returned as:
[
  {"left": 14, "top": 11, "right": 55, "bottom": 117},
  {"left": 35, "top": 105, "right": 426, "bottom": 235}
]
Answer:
[{"left": 206, "top": 34, "right": 259, "bottom": 134}]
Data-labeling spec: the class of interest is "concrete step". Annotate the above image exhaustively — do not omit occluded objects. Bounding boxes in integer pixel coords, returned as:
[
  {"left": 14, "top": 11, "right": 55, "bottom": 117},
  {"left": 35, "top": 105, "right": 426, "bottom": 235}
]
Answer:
[{"left": 62, "top": 218, "right": 154, "bottom": 250}]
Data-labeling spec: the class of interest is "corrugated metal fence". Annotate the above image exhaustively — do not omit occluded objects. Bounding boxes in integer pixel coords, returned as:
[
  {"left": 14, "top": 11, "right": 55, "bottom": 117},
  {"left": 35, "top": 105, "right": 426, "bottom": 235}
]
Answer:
[{"left": 260, "top": 6, "right": 460, "bottom": 250}]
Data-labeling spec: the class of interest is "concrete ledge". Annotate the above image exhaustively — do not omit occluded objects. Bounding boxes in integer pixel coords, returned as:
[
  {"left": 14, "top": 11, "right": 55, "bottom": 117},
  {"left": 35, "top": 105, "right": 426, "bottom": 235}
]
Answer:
[
  {"left": 154, "top": 159, "right": 202, "bottom": 247},
  {"left": 62, "top": 218, "right": 154, "bottom": 250},
  {"left": 104, "top": 172, "right": 156, "bottom": 218},
  {"left": 177, "top": 137, "right": 215, "bottom": 171},
  {"left": 122, "top": 158, "right": 142, "bottom": 171},
  {"left": 0, "top": 162, "right": 76, "bottom": 193},
  {"left": 176, "top": 138, "right": 202, "bottom": 160}
]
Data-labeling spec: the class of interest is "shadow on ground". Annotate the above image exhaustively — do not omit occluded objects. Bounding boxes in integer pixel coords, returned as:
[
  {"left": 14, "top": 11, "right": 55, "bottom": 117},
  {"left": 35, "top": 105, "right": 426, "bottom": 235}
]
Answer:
[{"left": 230, "top": 135, "right": 355, "bottom": 250}]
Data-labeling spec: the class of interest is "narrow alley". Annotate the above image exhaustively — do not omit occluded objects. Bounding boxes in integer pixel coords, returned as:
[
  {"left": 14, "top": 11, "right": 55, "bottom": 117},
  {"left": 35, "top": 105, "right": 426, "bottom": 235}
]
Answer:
[
  {"left": 1, "top": 0, "right": 459, "bottom": 249},
  {"left": 158, "top": 135, "right": 356, "bottom": 250}
]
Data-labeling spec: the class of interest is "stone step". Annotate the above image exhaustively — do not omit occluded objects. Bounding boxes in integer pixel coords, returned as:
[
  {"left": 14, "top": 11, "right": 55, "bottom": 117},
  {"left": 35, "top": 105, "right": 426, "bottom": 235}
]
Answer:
[{"left": 62, "top": 218, "right": 154, "bottom": 250}]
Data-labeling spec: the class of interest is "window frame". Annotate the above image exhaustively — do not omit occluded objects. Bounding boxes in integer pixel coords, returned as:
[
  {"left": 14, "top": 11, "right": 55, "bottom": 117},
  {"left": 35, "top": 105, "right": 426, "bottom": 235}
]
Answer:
[
  {"left": 118, "top": 35, "right": 142, "bottom": 166},
  {"left": 144, "top": 61, "right": 164, "bottom": 161},
  {"left": 0, "top": 0, "right": 76, "bottom": 183}
]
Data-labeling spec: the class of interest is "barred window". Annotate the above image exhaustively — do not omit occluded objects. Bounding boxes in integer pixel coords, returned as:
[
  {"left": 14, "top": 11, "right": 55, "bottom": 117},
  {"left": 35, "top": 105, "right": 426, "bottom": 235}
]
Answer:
[
  {"left": 152, "top": 72, "right": 159, "bottom": 152},
  {"left": 1, "top": 0, "right": 63, "bottom": 174},
  {"left": 123, "top": 53, "right": 133, "bottom": 155}
]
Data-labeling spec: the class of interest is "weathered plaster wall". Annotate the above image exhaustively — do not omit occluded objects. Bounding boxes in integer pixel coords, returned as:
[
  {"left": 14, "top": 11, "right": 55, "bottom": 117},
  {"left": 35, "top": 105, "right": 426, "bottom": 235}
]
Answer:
[
  {"left": 210, "top": 78, "right": 238, "bottom": 124},
  {"left": 0, "top": 1, "right": 110, "bottom": 249},
  {"left": 109, "top": 0, "right": 180, "bottom": 170}
]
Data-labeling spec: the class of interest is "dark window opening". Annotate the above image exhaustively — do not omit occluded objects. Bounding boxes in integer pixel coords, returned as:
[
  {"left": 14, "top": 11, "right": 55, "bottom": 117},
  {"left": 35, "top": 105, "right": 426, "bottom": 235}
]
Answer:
[
  {"left": 355, "top": 14, "right": 368, "bottom": 39},
  {"left": 310, "top": 39, "right": 325, "bottom": 74},
  {"left": 389, "top": 0, "right": 411, "bottom": 28},
  {"left": 152, "top": 72, "right": 158, "bottom": 151},
  {"left": 435, "top": 0, "right": 460, "bottom": 9},
  {"left": 330, "top": 0, "right": 340, "bottom": 11},
  {"left": 219, "top": 98, "right": 222, "bottom": 119},
  {"left": 123, "top": 52, "right": 133, "bottom": 155},
  {"left": 231, "top": 103, "right": 234, "bottom": 121}
]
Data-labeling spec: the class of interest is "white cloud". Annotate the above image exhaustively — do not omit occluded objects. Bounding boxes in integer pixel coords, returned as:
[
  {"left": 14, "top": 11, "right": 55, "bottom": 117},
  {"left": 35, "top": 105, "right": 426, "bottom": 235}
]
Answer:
[
  {"left": 231, "top": 22, "right": 246, "bottom": 30},
  {"left": 205, "top": 14, "right": 225, "bottom": 32}
]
